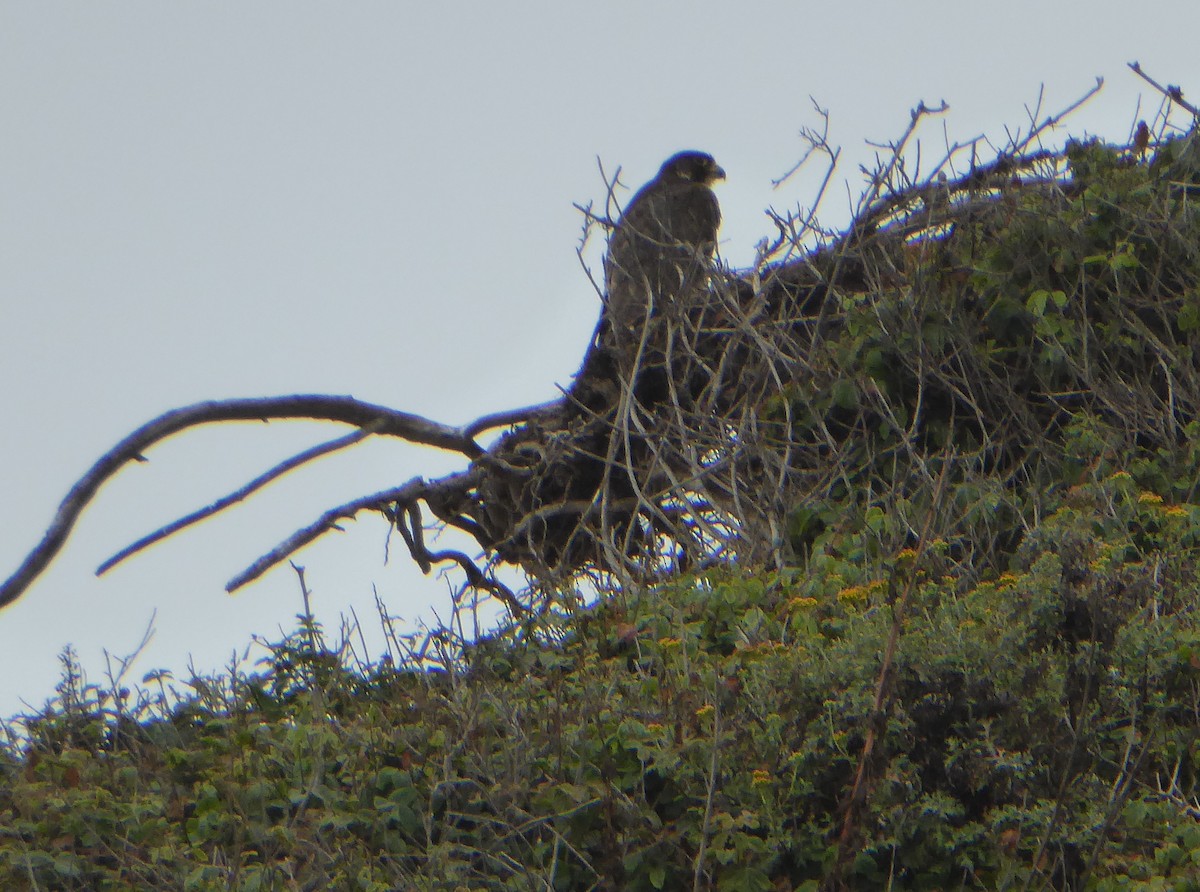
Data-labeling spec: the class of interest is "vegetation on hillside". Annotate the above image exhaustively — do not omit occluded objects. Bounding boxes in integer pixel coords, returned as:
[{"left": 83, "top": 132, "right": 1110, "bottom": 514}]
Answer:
[{"left": 6, "top": 87, "right": 1200, "bottom": 890}]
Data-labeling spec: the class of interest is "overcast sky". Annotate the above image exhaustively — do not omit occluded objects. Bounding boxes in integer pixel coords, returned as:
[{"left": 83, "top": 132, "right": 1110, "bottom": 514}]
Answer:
[{"left": 2, "top": 2, "right": 1196, "bottom": 722}]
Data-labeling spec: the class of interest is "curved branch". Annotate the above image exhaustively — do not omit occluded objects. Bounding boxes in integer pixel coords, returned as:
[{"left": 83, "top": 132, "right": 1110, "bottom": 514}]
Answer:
[
  {"left": 0, "top": 395, "right": 484, "bottom": 610},
  {"left": 463, "top": 397, "right": 565, "bottom": 439},
  {"left": 420, "top": 548, "right": 523, "bottom": 616},
  {"left": 96, "top": 425, "right": 380, "bottom": 576}
]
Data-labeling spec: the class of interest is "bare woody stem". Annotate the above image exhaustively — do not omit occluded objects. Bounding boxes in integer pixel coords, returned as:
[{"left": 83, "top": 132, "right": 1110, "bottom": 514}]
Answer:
[{"left": 0, "top": 394, "right": 534, "bottom": 610}]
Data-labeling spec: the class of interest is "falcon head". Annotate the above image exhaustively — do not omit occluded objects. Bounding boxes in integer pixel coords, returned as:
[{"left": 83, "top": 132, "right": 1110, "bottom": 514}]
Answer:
[{"left": 658, "top": 150, "right": 726, "bottom": 186}]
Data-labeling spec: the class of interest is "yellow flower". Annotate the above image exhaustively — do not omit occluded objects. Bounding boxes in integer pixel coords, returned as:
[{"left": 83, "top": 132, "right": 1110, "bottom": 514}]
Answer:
[
  {"left": 836, "top": 585, "right": 868, "bottom": 604},
  {"left": 1137, "top": 491, "right": 1164, "bottom": 505},
  {"left": 788, "top": 596, "right": 819, "bottom": 611}
]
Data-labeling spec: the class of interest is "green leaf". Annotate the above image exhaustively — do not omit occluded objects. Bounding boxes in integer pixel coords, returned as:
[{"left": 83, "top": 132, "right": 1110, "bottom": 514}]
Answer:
[
  {"left": 831, "top": 379, "right": 858, "bottom": 410},
  {"left": 1180, "top": 300, "right": 1200, "bottom": 332},
  {"left": 1110, "top": 243, "right": 1141, "bottom": 269}
]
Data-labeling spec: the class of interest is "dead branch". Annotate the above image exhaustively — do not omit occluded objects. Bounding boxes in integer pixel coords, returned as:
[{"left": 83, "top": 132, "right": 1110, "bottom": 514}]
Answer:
[
  {"left": 96, "top": 426, "right": 380, "bottom": 575},
  {"left": 1011, "top": 77, "right": 1104, "bottom": 156},
  {"left": 1129, "top": 61, "right": 1200, "bottom": 119},
  {"left": 226, "top": 472, "right": 524, "bottom": 615},
  {"left": 0, "top": 395, "right": 499, "bottom": 610},
  {"left": 463, "top": 399, "right": 564, "bottom": 439}
]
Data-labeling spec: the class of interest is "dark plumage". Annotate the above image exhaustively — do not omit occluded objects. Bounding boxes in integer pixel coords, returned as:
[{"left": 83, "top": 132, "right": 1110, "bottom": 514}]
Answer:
[{"left": 603, "top": 150, "right": 725, "bottom": 341}]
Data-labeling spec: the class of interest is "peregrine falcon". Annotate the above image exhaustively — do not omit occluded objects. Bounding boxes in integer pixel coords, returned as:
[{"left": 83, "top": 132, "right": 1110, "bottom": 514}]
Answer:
[{"left": 602, "top": 150, "right": 725, "bottom": 344}]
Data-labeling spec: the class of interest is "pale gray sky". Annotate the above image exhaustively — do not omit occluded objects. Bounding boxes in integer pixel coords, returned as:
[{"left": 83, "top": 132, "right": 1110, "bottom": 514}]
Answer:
[{"left": 2, "top": 2, "right": 1196, "bottom": 720}]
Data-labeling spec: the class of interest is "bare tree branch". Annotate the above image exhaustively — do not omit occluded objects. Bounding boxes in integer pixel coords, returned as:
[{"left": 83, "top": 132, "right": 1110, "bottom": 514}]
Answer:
[
  {"left": 1129, "top": 61, "right": 1200, "bottom": 119},
  {"left": 227, "top": 469, "right": 527, "bottom": 616},
  {"left": 0, "top": 395, "right": 488, "bottom": 610},
  {"left": 463, "top": 398, "right": 564, "bottom": 439},
  {"left": 96, "top": 425, "right": 382, "bottom": 576},
  {"left": 226, "top": 478, "right": 428, "bottom": 593}
]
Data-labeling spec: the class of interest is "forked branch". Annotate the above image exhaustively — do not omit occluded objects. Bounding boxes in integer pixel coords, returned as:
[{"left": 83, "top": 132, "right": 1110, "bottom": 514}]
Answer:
[{"left": 0, "top": 394, "right": 544, "bottom": 611}]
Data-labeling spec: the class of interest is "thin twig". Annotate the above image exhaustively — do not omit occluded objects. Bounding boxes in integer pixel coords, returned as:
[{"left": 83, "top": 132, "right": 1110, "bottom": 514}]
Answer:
[
  {"left": 692, "top": 696, "right": 722, "bottom": 892},
  {"left": 1129, "top": 61, "right": 1200, "bottom": 119}
]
